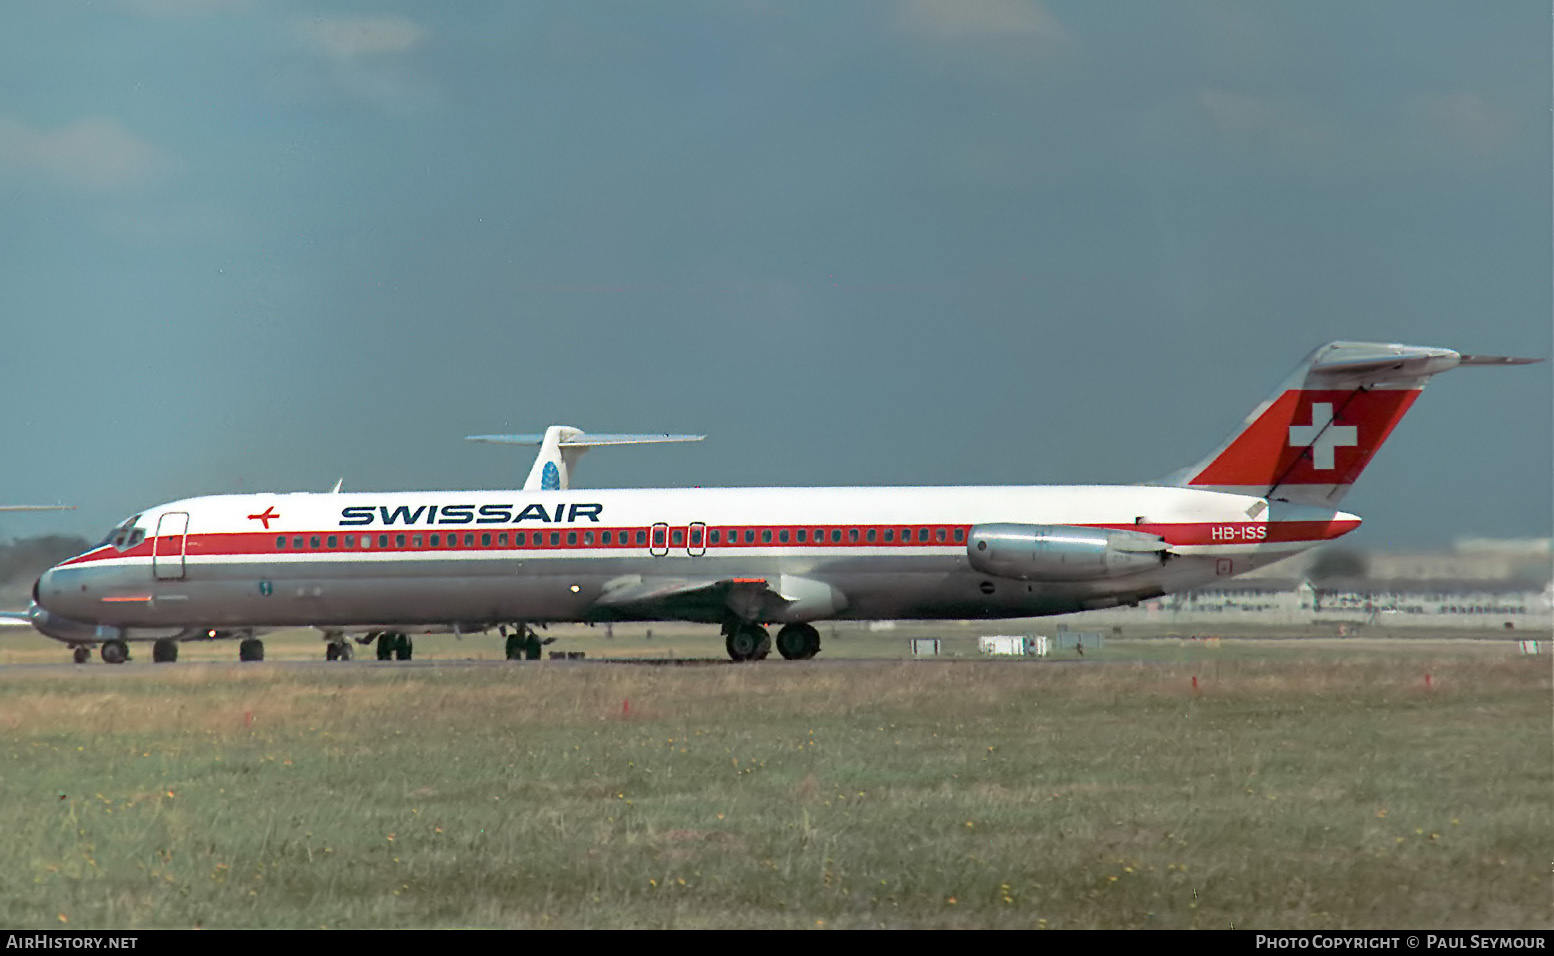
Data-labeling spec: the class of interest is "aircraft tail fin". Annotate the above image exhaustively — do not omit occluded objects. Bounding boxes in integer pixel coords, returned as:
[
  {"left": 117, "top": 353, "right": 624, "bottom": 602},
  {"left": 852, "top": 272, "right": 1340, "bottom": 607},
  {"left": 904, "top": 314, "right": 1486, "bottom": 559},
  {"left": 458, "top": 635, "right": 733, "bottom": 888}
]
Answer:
[
  {"left": 1162, "top": 341, "right": 1541, "bottom": 507},
  {"left": 466, "top": 426, "right": 705, "bottom": 490}
]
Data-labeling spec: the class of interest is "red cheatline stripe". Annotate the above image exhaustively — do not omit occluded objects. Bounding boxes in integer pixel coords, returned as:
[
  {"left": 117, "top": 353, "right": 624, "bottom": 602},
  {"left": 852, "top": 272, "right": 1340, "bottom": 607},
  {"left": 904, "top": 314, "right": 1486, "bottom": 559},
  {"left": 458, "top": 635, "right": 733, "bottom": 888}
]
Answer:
[{"left": 56, "top": 518, "right": 1357, "bottom": 568}]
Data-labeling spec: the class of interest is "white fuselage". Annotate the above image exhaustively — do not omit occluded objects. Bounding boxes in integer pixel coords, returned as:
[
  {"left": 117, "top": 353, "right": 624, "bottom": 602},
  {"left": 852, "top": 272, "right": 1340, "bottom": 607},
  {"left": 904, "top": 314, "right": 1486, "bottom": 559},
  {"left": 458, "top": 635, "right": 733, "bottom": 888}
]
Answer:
[{"left": 34, "top": 484, "right": 1357, "bottom": 638}]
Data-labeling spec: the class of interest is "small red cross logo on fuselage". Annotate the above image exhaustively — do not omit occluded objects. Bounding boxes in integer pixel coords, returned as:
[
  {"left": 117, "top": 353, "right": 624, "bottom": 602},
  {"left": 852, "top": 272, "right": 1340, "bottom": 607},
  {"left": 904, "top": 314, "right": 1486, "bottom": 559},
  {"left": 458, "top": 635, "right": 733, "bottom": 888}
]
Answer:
[{"left": 248, "top": 506, "right": 280, "bottom": 529}]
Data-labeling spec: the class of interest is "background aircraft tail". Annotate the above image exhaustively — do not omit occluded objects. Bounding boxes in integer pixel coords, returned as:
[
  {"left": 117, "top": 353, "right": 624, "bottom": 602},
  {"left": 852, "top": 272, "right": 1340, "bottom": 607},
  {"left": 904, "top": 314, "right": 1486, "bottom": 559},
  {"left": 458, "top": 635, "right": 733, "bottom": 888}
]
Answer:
[
  {"left": 466, "top": 426, "right": 705, "bottom": 490},
  {"left": 1162, "top": 341, "right": 1540, "bottom": 507}
]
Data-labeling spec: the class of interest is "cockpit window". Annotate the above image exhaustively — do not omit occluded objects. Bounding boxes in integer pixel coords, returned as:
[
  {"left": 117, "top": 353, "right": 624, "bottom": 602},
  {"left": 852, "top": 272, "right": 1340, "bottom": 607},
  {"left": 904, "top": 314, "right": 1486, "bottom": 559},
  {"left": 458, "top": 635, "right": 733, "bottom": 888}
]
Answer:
[{"left": 98, "top": 514, "right": 144, "bottom": 551}]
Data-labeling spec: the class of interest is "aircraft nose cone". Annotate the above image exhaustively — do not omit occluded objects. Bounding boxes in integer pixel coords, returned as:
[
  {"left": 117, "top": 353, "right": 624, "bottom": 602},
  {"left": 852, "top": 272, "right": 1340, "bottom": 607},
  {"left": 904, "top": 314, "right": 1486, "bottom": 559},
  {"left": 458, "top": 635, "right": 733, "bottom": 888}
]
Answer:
[{"left": 33, "top": 567, "right": 62, "bottom": 612}]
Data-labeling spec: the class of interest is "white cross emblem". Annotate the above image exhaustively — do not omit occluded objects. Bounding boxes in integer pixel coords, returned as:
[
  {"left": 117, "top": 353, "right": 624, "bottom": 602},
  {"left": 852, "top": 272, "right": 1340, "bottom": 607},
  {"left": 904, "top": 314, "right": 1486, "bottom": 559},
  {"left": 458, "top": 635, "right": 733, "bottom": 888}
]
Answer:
[{"left": 1288, "top": 402, "right": 1358, "bottom": 470}]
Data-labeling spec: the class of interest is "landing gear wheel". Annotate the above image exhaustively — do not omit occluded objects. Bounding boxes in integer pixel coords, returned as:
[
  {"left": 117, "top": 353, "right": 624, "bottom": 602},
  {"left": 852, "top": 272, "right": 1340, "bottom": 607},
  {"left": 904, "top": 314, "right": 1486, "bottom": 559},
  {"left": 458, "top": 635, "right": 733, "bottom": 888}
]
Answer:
[
  {"left": 100, "top": 640, "right": 129, "bottom": 665},
  {"left": 326, "top": 642, "right": 352, "bottom": 661},
  {"left": 776, "top": 623, "right": 821, "bottom": 660},
  {"left": 725, "top": 624, "right": 769, "bottom": 662},
  {"left": 505, "top": 630, "right": 522, "bottom": 660},
  {"left": 72, "top": 646, "right": 89, "bottom": 665},
  {"left": 152, "top": 638, "right": 179, "bottom": 663},
  {"left": 374, "top": 632, "right": 395, "bottom": 660},
  {"left": 394, "top": 634, "right": 413, "bottom": 661},
  {"left": 238, "top": 638, "right": 264, "bottom": 662}
]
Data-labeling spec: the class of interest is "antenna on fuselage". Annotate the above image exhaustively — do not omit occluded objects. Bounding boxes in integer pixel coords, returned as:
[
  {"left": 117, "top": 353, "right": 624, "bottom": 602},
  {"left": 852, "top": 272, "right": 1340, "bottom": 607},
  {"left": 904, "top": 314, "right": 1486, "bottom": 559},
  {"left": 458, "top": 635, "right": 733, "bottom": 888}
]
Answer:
[{"left": 465, "top": 425, "right": 704, "bottom": 490}]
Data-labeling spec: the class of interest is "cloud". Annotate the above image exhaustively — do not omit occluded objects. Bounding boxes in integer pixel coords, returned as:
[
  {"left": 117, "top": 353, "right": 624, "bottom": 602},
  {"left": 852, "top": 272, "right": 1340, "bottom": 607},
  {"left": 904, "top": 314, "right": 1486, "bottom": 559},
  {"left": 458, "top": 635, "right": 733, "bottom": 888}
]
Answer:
[
  {"left": 1196, "top": 89, "right": 1343, "bottom": 160},
  {"left": 290, "top": 14, "right": 427, "bottom": 60},
  {"left": 1402, "top": 91, "right": 1516, "bottom": 165},
  {"left": 1138, "top": 87, "right": 1523, "bottom": 176},
  {"left": 898, "top": 0, "right": 1068, "bottom": 41},
  {"left": 0, "top": 116, "right": 167, "bottom": 193}
]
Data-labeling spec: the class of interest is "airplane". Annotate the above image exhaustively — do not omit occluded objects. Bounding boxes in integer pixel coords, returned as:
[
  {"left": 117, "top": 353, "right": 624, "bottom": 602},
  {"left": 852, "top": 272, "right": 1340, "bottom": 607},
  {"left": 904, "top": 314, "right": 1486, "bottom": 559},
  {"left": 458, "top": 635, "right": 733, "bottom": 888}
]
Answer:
[
  {"left": 465, "top": 425, "right": 705, "bottom": 491},
  {"left": 26, "top": 341, "right": 1540, "bottom": 665}
]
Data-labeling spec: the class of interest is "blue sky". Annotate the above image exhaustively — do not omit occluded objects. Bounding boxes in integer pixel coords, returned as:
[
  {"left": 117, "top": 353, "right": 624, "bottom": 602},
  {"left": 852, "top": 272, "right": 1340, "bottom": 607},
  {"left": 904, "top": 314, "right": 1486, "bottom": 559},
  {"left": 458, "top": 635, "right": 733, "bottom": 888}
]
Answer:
[{"left": 1, "top": 0, "right": 1548, "bottom": 549}]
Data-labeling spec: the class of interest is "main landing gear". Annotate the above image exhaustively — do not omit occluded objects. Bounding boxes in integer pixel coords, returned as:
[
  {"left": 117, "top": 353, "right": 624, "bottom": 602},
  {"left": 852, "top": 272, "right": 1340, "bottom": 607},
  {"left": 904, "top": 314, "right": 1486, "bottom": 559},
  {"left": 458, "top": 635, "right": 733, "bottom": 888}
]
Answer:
[
  {"left": 153, "top": 638, "right": 179, "bottom": 663},
  {"left": 238, "top": 638, "right": 265, "bottom": 662},
  {"left": 371, "top": 632, "right": 413, "bottom": 661},
  {"left": 100, "top": 639, "right": 130, "bottom": 665},
  {"left": 775, "top": 623, "right": 821, "bottom": 660},
  {"left": 723, "top": 622, "right": 822, "bottom": 662},
  {"left": 72, "top": 646, "right": 90, "bottom": 665},
  {"left": 502, "top": 624, "right": 553, "bottom": 660},
  {"left": 723, "top": 623, "right": 771, "bottom": 662}
]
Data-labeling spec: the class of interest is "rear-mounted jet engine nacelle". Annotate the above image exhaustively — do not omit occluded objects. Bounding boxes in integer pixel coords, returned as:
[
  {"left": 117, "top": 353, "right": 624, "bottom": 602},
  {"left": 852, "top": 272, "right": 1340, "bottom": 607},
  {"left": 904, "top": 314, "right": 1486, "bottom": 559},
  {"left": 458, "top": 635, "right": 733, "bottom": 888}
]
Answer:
[{"left": 967, "top": 523, "right": 1168, "bottom": 582}]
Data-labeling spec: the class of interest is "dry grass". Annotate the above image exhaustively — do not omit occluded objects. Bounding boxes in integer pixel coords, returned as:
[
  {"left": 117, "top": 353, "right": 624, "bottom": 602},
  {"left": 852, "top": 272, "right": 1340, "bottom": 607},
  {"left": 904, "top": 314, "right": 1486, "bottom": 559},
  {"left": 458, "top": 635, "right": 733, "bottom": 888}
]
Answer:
[{"left": 0, "top": 639, "right": 1547, "bottom": 928}]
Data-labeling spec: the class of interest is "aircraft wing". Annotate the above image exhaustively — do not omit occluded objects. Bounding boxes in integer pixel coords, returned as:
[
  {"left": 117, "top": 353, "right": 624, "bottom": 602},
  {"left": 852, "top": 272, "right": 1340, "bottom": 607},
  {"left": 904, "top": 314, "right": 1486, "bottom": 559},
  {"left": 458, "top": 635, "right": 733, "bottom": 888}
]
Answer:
[
  {"left": 0, "top": 611, "right": 35, "bottom": 628},
  {"left": 592, "top": 576, "right": 793, "bottom": 623}
]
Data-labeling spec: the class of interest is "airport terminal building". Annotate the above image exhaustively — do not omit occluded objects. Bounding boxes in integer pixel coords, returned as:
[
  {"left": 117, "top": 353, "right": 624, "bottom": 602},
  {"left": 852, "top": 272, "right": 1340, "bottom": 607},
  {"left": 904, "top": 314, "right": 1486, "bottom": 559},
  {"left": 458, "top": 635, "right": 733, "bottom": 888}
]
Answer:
[{"left": 1049, "top": 538, "right": 1553, "bottom": 633}]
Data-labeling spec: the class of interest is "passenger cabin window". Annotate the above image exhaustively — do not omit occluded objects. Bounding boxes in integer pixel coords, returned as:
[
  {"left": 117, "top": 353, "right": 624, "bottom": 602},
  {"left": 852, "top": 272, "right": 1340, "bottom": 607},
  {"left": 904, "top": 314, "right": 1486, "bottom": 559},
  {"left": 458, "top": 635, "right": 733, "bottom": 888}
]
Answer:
[
  {"left": 635, "top": 530, "right": 646, "bottom": 545},
  {"left": 378, "top": 534, "right": 389, "bottom": 548},
  {"left": 670, "top": 529, "right": 683, "bottom": 546},
  {"left": 744, "top": 529, "right": 755, "bottom": 543},
  {"left": 550, "top": 532, "right": 560, "bottom": 546},
  {"left": 884, "top": 529, "right": 894, "bottom": 542},
  {"left": 327, "top": 535, "right": 338, "bottom": 548},
  {"left": 412, "top": 534, "right": 422, "bottom": 548},
  {"left": 953, "top": 528, "right": 965, "bottom": 543},
  {"left": 707, "top": 530, "right": 718, "bottom": 544},
  {"left": 918, "top": 528, "right": 929, "bottom": 542},
  {"left": 310, "top": 535, "right": 320, "bottom": 549},
  {"left": 483, "top": 533, "right": 493, "bottom": 547},
  {"left": 464, "top": 533, "right": 474, "bottom": 547},
  {"left": 848, "top": 529, "right": 859, "bottom": 542},
  {"left": 565, "top": 532, "right": 576, "bottom": 546},
  {"left": 293, "top": 536, "right": 305, "bottom": 549},
  {"left": 276, "top": 536, "right": 286, "bottom": 549},
  {"left": 499, "top": 532, "right": 509, "bottom": 546},
  {"left": 866, "top": 528, "right": 877, "bottom": 542},
  {"left": 778, "top": 529, "right": 789, "bottom": 543},
  {"left": 430, "top": 534, "right": 440, "bottom": 547},
  {"left": 583, "top": 531, "right": 593, "bottom": 546},
  {"left": 395, "top": 534, "right": 406, "bottom": 548},
  {"left": 831, "top": 529, "right": 842, "bottom": 543},
  {"left": 515, "top": 532, "right": 526, "bottom": 546},
  {"left": 797, "top": 529, "right": 807, "bottom": 543},
  {"left": 345, "top": 535, "right": 356, "bottom": 548}
]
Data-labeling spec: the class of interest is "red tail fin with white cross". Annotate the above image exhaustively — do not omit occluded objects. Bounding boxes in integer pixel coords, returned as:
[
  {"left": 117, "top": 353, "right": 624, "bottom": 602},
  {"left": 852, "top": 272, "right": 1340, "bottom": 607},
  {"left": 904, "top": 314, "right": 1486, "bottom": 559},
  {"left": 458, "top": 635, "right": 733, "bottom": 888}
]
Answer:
[{"left": 1165, "top": 341, "right": 1540, "bottom": 507}]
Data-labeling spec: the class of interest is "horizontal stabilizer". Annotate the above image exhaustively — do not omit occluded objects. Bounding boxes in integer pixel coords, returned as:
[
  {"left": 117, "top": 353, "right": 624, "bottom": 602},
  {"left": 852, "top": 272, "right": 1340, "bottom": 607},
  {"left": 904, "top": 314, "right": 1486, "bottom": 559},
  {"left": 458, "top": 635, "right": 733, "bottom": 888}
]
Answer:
[
  {"left": 465, "top": 433, "right": 704, "bottom": 447},
  {"left": 467, "top": 425, "right": 705, "bottom": 491},
  {"left": 0, "top": 505, "right": 74, "bottom": 512}
]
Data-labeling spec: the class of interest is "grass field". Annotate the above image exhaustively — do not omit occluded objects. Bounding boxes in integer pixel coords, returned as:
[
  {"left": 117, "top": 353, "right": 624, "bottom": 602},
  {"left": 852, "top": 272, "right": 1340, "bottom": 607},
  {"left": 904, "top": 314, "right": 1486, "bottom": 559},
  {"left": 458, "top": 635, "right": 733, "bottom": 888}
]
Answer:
[{"left": 0, "top": 627, "right": 1547, "bottom": 929}]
